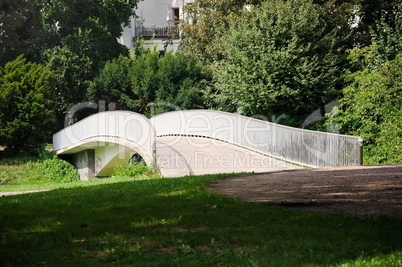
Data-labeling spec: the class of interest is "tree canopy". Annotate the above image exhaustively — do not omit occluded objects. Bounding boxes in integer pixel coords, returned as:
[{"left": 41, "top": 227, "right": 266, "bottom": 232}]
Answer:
[
  {"left": 41, "top": 0, "right": 139, "bottom": 120},
  {"left": 328, "top": 43, "right": 402, "bottom": 164},
  {"left": 89, "top": 51, "right": 210, "bottom": 116},
  {"left": 1, "top": 0, "right": 140, "bottom": 125},
  {"left": 0, "top": 56, "right": 56, "bottom": 152},
  {"left": 207, "top": 0, "right": 345, "bottom": 120},
  {"left": 181, "top": 0, "right": 259, "bottom": 63},
  {"left": 0, "top": 0, "right": 43, "bottom": 64}
]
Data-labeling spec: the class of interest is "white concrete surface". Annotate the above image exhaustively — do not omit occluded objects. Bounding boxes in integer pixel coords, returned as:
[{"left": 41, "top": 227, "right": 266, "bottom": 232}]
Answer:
[
  {"left": 152, "top": 110, "right": 363, "bottom": 168},
  {"left": 156, "top": 136, "right": 303, "bottom": 177},
  {"left": 53, "top": 111, "right": 155, "bottom": 169}
]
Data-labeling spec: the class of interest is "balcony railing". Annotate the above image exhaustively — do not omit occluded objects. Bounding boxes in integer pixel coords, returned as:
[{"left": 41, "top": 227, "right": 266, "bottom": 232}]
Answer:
[{"left": 137, "top": 25, "right": 179, "bottom": 39}]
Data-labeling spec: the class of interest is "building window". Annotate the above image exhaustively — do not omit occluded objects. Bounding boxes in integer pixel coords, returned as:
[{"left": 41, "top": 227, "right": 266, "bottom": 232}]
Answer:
[{"left": 172, "top": 8, "right": 180, "bottom": 21}]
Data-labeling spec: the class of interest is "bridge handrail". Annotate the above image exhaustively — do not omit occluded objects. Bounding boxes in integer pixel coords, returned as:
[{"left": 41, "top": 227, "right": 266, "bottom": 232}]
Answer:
[
  {"left": 151, "top": 110, "right": 363, "bottom": 167},
  {"left": 53, "top": 111, "right": 155, "bottom": 164}
]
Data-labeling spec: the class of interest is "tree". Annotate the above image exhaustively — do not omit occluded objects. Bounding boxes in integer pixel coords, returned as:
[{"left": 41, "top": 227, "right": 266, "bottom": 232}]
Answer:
[
  {"left": 0, "top": 0, "right": 44, "bottom": 65},
  {"left": 1, "top": 0, "right": 141, "bottom": 126},
  {"left": 354, "top": 0, "right": 401, "bottom": 47},
  {"left": 88, "top": 55, "right": 133, "bottom": 108},
  {"left": 327, "top": 43, "right": 402, "bottom": 164},
  {"left": 325, "top": 3, "right": 402, "bottom": 164},
  {"left": 89, "top": 51, "right": 160, "bottom": 113},
  {"left": 39, "top": 0, "right": 140, "bottom": 124},
  {"left": 208, "top": 0, "right": 345, "bottom": 123},
  {"left": 155, "top": 52, "right": 209, "bottom": 112},
  {"left": 41, "top": 0, "right": 138, "bottom": 72},
  {"left": 0, "top": 56, "right": 56, "bottom": 152},
  {"left": 89, "top": 50, "right": 211, "bottom": 115},
  {"left": 313, "top": 0, "right": 401, "bottom": 47},
  {"left": 181, "top": 0, "right": 260, "bottom": 63}
]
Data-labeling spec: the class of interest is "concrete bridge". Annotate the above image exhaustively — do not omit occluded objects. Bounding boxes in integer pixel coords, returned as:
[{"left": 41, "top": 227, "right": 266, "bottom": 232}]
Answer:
[{"left": 53, "top": 110, "right": 363, "bottom": 179}]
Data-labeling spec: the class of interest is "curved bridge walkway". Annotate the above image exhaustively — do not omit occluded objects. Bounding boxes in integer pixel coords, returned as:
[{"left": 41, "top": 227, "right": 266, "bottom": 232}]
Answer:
[
  {"left": 156, "top": 136, "right": 301, "bottom": 177},
  {"left": 53, "top": 110, "right": 362, "bottom": 179}
]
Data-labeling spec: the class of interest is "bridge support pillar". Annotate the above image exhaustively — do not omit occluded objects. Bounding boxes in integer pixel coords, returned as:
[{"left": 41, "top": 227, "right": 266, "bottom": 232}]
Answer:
[{"left": 74, "top": 150, "right": 95, "bottom": 180}]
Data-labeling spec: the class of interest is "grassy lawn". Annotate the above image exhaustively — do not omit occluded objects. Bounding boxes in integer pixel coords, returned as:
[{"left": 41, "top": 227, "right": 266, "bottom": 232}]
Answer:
[{"left": 0, "top": 154, "right": 401, "bottom": 266}]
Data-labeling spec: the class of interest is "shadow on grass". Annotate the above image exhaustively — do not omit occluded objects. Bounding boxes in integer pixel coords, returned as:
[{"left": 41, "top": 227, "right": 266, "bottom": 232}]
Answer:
[{"left": 0, "top": 174, "right": 401, "bottom": 266}]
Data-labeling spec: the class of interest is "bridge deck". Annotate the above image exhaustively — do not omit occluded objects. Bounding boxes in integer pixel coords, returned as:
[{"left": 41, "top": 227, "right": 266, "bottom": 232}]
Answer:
[{"left": 156, "top": 136, "right": 303, "bottom": 177}]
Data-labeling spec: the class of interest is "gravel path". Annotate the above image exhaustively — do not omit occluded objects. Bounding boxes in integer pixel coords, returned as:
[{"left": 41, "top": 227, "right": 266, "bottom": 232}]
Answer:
[{"left": 207, "top": 164, "right": 402, "bottom": 217}]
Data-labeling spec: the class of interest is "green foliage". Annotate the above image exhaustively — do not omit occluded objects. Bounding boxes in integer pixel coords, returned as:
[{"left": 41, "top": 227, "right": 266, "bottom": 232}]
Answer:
[
  {"left": 45, "top": 46, "right": 94, "bottom": 119},
  {"left": 27, "top": 155, "right": 79, "bottom": 183},
  {"left": 0, "top": 151, "right": 160, "bottom": 189},
  {"left": 89, "top": 51, "right": 158, "bottom": 113},
  {"left": 113, "top": 161, "right": 156, "bottom": 178},
  {"left": 155, "top": 52, "right": 209, "bottom": 112},
  {"left": 354, "top": 0, "right": 401, "bottom": 47},
  {"left": 40, "top": 0, "right": 140, "bottom": 124},
  {"left": 182, "top": 0, "right": 400, "bottom": 63},
  {"left": 181, "top": 0, "right": 257, "bottom": 63},
  {"left": 1, "top": 0, "right": 139, "bottom": 68},
  {"left": 328, "top": 43, "right": 402, "bottom": 164},
  {"left": 0, "top": 0, "right": 44, "bottom": 65},
  {"left": 0, "top": 150, "right": 77, "bottom": 185},
  {"left": 2, "top": 0, "right": 141, "bottom": 127},
  {"left": 88, "top": 55, "right": 133, "bottom": 109},
  {"left": 0, "top": 56, "right": 56, "bottom": 152},
  {"left": 128, "top": 50, "right": 160, "bottom": 112},
  {"left": 0, "top": 152, "right": 44, "bottom": 166},
  {"left": 89, "top": 50, "right": 210, "bottom": 114},
  {"left": 370, "top": 1, "right": 402, "bottom": 63},
  {"left": 40, "top": 0, "right": 139, "bottom": 70},
  {"left": 208, "top": 0, "right": 344, "bottom": 119}
]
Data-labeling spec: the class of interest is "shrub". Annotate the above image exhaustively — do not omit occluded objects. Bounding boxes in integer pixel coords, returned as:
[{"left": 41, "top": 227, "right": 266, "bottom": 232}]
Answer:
[
  {"left": 113, "top": 161, "right": 155, "bottom": 178},
  {"left": 27, "top": 156, "right": 79, "bottom": 183}
]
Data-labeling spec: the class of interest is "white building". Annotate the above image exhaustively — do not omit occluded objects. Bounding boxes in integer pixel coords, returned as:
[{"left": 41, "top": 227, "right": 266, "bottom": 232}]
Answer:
[{"left": 119, "top": 0, "right": 194, "bottom": 52}]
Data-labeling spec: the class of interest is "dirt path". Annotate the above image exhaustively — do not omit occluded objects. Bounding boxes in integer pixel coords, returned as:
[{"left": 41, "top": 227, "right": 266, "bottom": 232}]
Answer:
[
  {"left": 0, "top": 189, "right": 51, "bottom": 197},
  {"left": 207, "top": 164, "right": 402, "bottom": 217}
]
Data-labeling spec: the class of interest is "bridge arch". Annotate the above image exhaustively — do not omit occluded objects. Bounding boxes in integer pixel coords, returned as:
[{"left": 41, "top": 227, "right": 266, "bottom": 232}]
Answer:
[{"left": 53, "top": 111, "right": 155, "bottom": 179}]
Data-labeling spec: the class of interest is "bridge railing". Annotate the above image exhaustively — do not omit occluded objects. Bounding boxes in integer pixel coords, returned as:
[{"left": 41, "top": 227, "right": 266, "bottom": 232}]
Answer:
[
  {"left": 151, "top": 110, "right": 363, "bottom": 167},
  {"left": 53, "top": 111, "right": 155, "bottom": 165}
]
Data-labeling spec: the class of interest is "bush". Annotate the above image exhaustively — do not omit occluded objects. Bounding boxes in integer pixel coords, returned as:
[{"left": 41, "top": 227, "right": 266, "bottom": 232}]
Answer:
[
  {"left": 113, "top": 161, "right": 155, "bottom": 178},
  {"left": 0, "top": 56, "right": 56, "bottom": 152},
  {"left": 27, "top": 156, "right": 79, "bottom": 183}
]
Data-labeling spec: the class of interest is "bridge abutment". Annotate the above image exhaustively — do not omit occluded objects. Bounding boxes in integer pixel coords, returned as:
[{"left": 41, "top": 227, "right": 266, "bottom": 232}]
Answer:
[{"left": 73, "top": 150, "right": 96, "bottom": 180}]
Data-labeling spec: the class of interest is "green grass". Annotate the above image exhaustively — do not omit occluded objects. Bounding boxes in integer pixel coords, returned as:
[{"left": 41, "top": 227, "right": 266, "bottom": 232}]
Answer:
[
  {"left": 0, "top": 150, "right": 74, "bottom": 191},
  {"left": 0, "top": 152, "right": 159, "bottom": 192},
  {"left": 1, "top": 173, "right": 401, "bottom": 266},
  {"left": 0, "top": 152, "right": 401, "bottom": 266}
]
